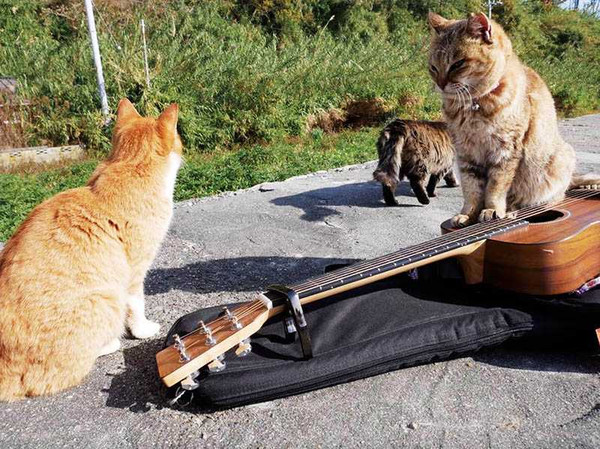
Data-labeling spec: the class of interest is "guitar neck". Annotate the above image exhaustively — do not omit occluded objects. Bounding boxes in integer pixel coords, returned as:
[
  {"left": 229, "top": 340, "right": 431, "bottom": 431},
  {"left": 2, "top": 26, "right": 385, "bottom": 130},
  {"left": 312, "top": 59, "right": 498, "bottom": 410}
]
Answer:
[{"left": 266, "top": 219, "right": 527, "bottom": 315}]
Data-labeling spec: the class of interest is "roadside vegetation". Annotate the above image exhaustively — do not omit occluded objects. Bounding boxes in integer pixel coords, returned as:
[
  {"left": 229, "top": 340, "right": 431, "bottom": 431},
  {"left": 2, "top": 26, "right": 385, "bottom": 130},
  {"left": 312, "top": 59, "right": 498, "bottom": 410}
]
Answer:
[{"left": 0, "top": 0, "right": 599, "bottom": 239}]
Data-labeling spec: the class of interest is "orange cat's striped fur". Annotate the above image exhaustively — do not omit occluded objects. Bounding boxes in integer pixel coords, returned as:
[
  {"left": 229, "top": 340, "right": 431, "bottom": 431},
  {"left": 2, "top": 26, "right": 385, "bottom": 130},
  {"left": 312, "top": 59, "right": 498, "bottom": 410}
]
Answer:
[
  {"left": 0, "top": 99, "right": 182, "bottom": 400},
  {"left": 427, "top": 12, "right": 599, "bottom": 227}
]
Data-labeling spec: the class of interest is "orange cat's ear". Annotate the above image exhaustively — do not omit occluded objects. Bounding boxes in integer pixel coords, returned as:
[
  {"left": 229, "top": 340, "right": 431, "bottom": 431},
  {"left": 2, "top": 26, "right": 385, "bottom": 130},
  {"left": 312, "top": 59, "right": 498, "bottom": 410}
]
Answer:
[
  {"left": 467, "top": 12, "right": 493, "bottom": 44},
  {"left": 157, "top": 103, "right": 179, "bottom": 155},
  {"left": 116, "top": 98, "right": 141, "bottom": 124},
  {"left": 428, "top": 12, "right": 449, "bottom": 34},
  {"left": 158, "top": 103, "right": 179, "bottom": 136}
]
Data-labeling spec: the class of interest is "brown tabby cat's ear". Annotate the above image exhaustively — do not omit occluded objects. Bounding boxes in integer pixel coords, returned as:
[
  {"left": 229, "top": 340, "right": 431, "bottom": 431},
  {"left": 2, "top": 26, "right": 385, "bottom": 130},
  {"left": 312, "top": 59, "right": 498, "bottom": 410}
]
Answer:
[
  {"left": 116, "top": 98, "right": 141, "bottom": 124},
  {"left": 428, "top": 12, "right": 449, "bottom": 34},
  {"left": 467, "top": 12, "right": 493, "bottom": 44}
]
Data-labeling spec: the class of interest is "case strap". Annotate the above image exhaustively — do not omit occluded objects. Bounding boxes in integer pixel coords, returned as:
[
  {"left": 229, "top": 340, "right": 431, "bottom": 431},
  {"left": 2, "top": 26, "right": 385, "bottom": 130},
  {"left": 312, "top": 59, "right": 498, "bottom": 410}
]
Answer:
[{"left": 267, "top": 284, "right": 313, "bottom": 359}]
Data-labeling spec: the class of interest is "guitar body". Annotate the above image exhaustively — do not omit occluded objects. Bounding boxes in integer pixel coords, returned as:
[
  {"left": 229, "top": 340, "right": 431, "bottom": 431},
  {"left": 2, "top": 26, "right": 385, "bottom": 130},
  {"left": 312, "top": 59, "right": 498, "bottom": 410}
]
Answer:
[{"left": 442, "top": 196, "right": 600, "bottom": 295}]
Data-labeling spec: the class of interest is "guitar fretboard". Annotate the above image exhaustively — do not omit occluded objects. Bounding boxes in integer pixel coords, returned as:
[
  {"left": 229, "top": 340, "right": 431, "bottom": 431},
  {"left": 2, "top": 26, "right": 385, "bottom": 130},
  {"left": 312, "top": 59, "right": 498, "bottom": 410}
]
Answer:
[{"left": 290, "top": 219, "right": 527, "bottom": 299}]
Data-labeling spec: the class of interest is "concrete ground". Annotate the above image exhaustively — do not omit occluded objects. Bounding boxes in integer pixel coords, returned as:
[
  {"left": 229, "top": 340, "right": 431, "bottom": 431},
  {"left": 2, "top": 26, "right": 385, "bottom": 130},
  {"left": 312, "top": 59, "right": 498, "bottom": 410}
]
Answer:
[{"left": 1, "top": 115, "right": 599, "bottom": 448}]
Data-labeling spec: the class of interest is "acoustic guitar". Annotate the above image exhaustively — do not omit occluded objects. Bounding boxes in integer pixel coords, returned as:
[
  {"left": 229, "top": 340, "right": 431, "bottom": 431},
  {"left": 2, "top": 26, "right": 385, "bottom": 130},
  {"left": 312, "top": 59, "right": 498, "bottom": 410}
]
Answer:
[{"left": 156, "top": 189, "right": 600, "bottom": 392}]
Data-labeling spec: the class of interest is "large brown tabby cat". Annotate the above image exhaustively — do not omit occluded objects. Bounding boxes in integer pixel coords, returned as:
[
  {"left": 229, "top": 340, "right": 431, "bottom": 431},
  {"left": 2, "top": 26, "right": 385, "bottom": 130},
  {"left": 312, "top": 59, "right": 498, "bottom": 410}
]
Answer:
[
  {"left": 427, "top": 12, "right": 598, "bottom": 227},
  {"left": 0, "top": 99, "right": 182, "bottom": 400}
]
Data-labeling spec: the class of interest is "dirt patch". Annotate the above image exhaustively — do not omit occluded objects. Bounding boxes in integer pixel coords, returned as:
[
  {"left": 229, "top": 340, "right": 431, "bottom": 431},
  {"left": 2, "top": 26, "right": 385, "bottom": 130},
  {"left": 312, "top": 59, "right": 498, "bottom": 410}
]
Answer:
[
  {"left": 305, "top": 98, "right": 392, "bottom": 134},
  {"left": 305, "top": 107, "right": 346, "bottom": 134}
]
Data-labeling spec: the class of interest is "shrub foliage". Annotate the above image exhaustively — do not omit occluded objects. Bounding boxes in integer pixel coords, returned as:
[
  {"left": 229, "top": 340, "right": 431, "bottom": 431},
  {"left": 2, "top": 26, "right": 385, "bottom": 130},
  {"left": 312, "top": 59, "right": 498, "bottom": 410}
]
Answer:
[{"left": 1, "top": 0, "right": 598, "bottom": 153}]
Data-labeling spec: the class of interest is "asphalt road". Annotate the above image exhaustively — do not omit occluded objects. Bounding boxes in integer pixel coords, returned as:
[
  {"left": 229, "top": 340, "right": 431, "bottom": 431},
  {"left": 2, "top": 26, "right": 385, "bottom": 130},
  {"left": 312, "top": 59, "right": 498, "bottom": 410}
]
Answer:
[{"left": 0, "top": 114, "right": 599, "bottom": 448}]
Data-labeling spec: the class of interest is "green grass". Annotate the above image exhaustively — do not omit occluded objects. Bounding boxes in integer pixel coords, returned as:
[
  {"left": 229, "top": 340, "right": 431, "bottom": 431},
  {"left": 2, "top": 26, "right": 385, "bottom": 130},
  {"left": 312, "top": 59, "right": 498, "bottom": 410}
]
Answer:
[
  {"left": 0, "top": 160, "right": 98, "bottom": 241},
  {"left": 0, "top": 128, "right": 378, "bottom": 240}
]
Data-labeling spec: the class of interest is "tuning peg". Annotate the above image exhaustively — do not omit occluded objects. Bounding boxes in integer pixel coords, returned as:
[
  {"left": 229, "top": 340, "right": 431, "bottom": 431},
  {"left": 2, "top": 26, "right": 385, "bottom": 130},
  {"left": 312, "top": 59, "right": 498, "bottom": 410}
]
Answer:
[
  {"left": 173, "top": 334, "right": 190, "bottom": 362},
  {"left": 223, "top": 306, "right": 243, "bottom": 330},
  {"left": 181, "top": 370, "right": 201, "bottom": 391},
  {"left": 199, "top": 320, "right": 216, "bottom": 346},
  {"left": 235, "top": 338, "right": 252, "bottom": 357},
  {"left": 208, "top": 354, "right": 226, "bottom": 373}
]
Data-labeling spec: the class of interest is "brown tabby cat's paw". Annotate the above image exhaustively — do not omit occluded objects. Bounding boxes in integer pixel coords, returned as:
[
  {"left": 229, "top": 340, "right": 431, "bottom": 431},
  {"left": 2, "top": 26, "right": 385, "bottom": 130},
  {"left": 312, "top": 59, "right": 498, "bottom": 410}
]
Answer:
[
  {"left": 130, "top": 319, "right": 161, "bottom": 339},
  {"left": 478, "top": 208, "right": 505, "bottom": 223},
  {"left": 450, "top": 214, "right": 471, "bottom": 228}
]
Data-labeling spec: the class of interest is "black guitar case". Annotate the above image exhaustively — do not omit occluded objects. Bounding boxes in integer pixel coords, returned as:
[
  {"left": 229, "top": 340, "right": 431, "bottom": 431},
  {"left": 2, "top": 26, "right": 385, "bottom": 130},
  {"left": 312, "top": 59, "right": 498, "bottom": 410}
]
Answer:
[{"left": 164, "top": 259, "right": 600, "bottom": 408}]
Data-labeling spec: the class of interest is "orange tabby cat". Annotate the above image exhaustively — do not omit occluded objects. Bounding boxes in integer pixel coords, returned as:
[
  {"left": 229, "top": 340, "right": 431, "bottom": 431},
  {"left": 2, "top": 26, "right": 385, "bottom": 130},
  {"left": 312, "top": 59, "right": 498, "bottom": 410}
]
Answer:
[{"left": 0, "top": 99, "right": 182, "bottom": 400}]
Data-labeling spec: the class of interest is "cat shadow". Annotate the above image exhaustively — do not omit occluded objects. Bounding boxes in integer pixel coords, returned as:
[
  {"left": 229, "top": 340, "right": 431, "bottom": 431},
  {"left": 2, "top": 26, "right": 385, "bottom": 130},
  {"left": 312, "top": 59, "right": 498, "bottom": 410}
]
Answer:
[
  {"left": 270, "top": 181, "right": 421, "bottom": 222},
  {"left": 103, "top": 338, "right": 166, "bottom": 413},
  {"left": 146, "top": 256, "right": 360, "bottom": 296}
]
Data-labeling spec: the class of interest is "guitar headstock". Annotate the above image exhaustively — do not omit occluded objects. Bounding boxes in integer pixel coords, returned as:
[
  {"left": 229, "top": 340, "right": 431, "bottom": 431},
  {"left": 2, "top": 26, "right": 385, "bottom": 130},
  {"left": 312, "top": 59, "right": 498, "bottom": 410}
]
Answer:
[{"left": 156, "top": 295, "right": 272, "bottom": 388}]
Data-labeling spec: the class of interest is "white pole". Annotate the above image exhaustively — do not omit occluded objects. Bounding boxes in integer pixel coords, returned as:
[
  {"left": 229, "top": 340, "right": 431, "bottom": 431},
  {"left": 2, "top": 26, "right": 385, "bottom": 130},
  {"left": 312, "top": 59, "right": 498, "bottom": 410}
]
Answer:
[
  {"left": 84, "top": 0, "right": 109, "bottom": 118},
  {"left": 488, "top": 0, "right": 503, "bottom": 19},
  {"left": 141, "top": 19, "right": 151, "bottom": 89}
]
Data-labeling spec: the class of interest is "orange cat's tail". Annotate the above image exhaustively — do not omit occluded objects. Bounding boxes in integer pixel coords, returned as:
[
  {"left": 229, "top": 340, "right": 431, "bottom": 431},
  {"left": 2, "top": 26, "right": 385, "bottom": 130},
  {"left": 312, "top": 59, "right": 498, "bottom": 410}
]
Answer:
[{"left": 569, "top": 173, "right": 600, "bottom": 190}]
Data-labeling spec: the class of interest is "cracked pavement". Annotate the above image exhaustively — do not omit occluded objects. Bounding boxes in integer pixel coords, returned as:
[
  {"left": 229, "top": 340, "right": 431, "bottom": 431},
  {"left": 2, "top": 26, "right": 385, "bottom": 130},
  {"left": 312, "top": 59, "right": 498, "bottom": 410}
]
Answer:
[{"left": 0, "top": 114, "right": 599, "bottom": 448}]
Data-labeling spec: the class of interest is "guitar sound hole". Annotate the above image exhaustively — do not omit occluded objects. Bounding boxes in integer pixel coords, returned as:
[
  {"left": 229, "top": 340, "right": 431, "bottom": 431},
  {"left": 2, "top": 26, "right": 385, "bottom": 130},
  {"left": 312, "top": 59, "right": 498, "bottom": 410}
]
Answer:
[{"left": 525, "top": 209, "right": 565, "bottom": 224}]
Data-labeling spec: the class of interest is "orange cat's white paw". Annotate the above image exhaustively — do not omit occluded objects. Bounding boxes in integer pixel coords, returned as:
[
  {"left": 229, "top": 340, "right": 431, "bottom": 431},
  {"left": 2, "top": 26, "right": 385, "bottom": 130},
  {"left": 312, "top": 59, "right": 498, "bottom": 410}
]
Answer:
[
  {"left": 478, "top": 208, "right": 504, "bottom": 222},
  {"left": 450, "top": 214, "right": 471, "bottom": 227},
  {"left": 130, "top": 320, "right": 161, "bottom": 339},
  {"left": 99, "top": 338, "right": 121, "bottom": 356}
]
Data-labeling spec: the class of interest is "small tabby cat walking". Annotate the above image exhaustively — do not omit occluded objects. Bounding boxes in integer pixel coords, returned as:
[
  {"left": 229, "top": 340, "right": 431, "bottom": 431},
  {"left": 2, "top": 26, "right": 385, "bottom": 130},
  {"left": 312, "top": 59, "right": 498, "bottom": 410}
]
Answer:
[
  {"left": 373, "top": 119, "right": 459, "bottom": 206},
  {"left": 0, "top": 99, "right": 182, "bottom": 400},
  {"left": 427, "top": 12, "right": 599, "bottom": 226}
]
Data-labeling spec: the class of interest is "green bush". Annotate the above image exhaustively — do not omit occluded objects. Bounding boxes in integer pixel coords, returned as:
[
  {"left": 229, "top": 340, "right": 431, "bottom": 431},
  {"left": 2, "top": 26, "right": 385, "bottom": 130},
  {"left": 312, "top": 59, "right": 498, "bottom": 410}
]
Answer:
[{"left": 2, "top": 0, "right": 597, "bottom": 156}]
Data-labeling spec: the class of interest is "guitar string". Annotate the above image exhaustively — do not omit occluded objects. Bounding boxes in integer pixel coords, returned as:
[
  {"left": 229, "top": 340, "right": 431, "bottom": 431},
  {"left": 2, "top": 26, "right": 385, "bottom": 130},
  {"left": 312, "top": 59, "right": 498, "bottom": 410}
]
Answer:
[
  {"left": 204, "top": 189, "right": 599, "bottom": 333},
  {"left": 175, "top": 189, "right": 599, "bottom": 345}
]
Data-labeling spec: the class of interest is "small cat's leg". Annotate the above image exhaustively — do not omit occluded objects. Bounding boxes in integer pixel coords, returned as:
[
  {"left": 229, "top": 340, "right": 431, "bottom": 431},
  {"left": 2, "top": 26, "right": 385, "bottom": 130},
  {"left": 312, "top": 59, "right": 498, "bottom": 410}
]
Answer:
[
  {"left": 479, "top": 158, "right": 519, "bottom": 223},
  {"left": 408, "top": 174, "right": 430, "bottom": 205},
  {"left": 382, "top": 184, "right": 400, "bottom": 206},
  {"left": 99, "top": 338, "right": 121, "bottom": 356},
  {"left": 126, "top": 284, "right": 160, "bottom": 339},
  {"left": 444, "top": 170, "right": 460, "bottom": 187},
  {"left": 451, "top": 161, "right": 485, "bottom": 227},
  {"left": 426, "top": 173, "right": 442, "bottom": 197}
]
